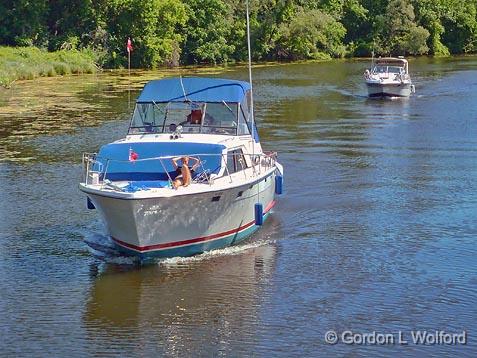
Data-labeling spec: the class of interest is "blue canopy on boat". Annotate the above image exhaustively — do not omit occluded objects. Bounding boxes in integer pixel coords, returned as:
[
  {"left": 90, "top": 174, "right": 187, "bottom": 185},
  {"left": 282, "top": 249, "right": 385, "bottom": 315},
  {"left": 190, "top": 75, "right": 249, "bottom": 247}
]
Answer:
[{"left": 136, "top": 77, "right": 251, "bottom": 104}]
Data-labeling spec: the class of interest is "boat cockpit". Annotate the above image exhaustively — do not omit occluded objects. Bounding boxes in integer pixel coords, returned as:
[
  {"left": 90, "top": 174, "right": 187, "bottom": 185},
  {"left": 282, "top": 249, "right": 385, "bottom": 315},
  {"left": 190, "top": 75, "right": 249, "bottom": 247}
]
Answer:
[{"left": 372, "top": 65, "right": 405, "bottom": 75}]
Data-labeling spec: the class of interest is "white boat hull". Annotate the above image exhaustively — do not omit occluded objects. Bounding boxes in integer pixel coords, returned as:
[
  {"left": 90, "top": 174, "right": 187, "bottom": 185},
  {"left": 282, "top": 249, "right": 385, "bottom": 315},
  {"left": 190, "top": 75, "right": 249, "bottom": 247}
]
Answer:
[
  {"left": 84, "top": 172, "right": 277, "bottom": 259},
  {"left": 366, "top": 81, "right": 414, "bottom": 98}
]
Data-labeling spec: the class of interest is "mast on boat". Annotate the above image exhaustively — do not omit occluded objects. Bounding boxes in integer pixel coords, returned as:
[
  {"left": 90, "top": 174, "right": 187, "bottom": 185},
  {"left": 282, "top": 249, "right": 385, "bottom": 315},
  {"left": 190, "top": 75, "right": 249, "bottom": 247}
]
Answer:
[{"left": 246, "top": 0, "right": 255, "bottom": 146}]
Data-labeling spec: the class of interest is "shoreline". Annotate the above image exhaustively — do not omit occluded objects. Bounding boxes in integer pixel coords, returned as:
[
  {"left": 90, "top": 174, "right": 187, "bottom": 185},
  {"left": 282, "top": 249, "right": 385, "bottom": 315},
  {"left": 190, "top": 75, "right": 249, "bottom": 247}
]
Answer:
[{"left": 2, "top": 46, "right": 476, "bottom": 89}]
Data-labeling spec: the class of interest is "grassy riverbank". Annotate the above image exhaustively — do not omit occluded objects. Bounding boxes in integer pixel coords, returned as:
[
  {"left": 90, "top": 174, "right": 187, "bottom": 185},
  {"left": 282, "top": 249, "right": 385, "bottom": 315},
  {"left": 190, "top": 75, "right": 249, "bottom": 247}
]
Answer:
[{"left": 0, "top": 47, "right": 98, "bottom": 87}]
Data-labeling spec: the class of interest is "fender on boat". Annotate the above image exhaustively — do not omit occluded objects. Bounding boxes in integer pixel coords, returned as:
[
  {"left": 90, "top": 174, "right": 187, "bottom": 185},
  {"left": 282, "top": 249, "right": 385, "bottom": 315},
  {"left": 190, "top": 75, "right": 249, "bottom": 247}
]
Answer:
[
  {"left": 275, "top": 175, "right": 283, "bottom": 195},
  {"left": 87, "top": 197, "right": 95, "bottom": 210},
  {"left": 255, "top": 203, "right": 263, "bottom": 226}
]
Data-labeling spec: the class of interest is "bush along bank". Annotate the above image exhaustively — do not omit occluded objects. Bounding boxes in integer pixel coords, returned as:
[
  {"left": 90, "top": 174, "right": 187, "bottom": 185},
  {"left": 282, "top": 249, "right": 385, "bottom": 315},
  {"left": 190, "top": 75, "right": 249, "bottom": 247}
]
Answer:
[{"left": 0, "top": 47, "right": 98, "bottom": 87}]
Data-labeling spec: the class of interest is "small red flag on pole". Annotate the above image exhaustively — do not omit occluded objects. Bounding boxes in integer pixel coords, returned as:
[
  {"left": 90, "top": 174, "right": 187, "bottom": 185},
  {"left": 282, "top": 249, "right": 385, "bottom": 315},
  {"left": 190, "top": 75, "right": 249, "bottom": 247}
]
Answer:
[
  {"left": 129, "top": 147, "right": 138, "bottom": 162},
  {"left": 126, "top": 37, "right": 133, "bottom": 74}
]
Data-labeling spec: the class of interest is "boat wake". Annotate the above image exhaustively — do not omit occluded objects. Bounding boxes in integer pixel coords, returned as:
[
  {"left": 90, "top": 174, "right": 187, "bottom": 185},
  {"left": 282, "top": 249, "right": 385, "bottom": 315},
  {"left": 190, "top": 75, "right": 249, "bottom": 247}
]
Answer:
[
  {"left": 82, "top": 231, "right": 140, "bottom": 265},
  {"left": 330, "top": 87, "right": 367, "bottom": 99},
  {"left": 157, "top": 238, "right": 276, "bottom": 267},
  {"left": 80, "top": 226, "right": 276, "bottom": 266}
]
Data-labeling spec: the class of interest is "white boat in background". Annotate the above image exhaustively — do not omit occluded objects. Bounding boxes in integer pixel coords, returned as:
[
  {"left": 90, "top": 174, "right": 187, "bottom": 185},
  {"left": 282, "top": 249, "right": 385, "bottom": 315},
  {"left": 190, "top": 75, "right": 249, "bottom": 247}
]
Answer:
[
  {"left": 364, "top": 57, "right": 415, "bottom": 98},
  {"left": 79, "top": 77, "right": 283, "bottom": 261}
]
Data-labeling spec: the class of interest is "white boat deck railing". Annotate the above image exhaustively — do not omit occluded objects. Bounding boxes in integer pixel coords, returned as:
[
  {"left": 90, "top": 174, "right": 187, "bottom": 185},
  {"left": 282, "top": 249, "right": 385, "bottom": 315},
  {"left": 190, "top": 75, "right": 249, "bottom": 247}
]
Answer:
[{"left": 82, "top": 151, "right": 277, "bottom": 190}]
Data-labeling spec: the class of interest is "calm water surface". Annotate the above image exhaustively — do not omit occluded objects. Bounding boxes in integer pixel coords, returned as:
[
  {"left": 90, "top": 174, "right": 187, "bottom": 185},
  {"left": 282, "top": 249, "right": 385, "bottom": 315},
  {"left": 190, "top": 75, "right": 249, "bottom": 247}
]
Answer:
[{"left": 0, "top": 58, "right": 476, "bottom": 356}]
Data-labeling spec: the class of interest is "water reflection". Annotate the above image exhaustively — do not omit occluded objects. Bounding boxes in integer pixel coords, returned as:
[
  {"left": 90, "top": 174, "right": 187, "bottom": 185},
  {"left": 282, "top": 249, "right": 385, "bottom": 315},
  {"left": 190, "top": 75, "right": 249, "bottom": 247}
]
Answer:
[{"left": 84, "top": 243, "right": 277, "bottom": 355}]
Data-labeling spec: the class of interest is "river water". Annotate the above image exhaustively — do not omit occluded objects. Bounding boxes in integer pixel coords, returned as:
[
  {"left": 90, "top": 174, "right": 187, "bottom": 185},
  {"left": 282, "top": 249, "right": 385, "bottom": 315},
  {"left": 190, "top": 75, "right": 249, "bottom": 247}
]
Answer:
[{"left": 0, "top": 57, "right": 476, "bottom": 356}]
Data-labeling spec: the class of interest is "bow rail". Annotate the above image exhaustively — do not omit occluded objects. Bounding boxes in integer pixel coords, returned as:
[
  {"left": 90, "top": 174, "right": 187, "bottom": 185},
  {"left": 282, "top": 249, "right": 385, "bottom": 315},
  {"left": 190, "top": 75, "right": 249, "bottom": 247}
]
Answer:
[{"left": 82, "top": 151, "right": 277, "bottom": 190}]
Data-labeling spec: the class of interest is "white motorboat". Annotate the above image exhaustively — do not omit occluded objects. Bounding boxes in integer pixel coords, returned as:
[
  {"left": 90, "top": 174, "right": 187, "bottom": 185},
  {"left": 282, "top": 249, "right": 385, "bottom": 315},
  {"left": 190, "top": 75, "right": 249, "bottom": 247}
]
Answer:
[
  {"left": 79, "top": 77, "right": 283, "bottom": 260},
  {"left": 364, "top": 57, "right": 415, "bottom": 97}
]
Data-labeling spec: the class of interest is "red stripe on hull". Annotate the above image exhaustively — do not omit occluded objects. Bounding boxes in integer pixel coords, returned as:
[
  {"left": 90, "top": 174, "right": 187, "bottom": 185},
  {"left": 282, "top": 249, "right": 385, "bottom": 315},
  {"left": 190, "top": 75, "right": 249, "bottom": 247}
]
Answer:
[{"left": 112, "top": 200, "right": 276, "bottom": 252}]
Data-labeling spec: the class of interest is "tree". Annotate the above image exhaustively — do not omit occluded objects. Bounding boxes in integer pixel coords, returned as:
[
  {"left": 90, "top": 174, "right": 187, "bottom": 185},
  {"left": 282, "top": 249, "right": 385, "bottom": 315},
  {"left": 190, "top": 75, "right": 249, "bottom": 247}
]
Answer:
[
  {"left": 441, "top": 0, "right": 477, "bottom": 53},
  {"left": 374, "top": 0, "right": 430, "bottom": 55},
  {"left": 0, "top": 0, "right": 48, "bottom": 46},
  {"left": 103, "top": 0, "right": 188, "bottom": 68},
  {"left": 1, "top": 0, "right": 475, "bottom": 67},
  {"left": 46, "top": 0, "right": 98, "bottom": 50},
  {"left": 252, "top": 0, "right": 295, "bottom": 60},
  {"left": 341, "top": 0, "right": 369, "bottom": 44},
  {"left": 276, "top": 7, "right": 346, "bottom": 60},
  {"left": 412, "top": 0, "right": 449, "bottom": 56},
  {"left": 182, "top": 0, "right": 235, "bottom": 64}
]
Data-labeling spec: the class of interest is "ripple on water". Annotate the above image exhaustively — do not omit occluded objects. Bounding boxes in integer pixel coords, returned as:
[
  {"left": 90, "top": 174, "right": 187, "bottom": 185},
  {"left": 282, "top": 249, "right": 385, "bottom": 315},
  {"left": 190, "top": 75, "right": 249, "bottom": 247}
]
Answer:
[{"left": 1, "top": 59, "right": 477, "bottom": 356}]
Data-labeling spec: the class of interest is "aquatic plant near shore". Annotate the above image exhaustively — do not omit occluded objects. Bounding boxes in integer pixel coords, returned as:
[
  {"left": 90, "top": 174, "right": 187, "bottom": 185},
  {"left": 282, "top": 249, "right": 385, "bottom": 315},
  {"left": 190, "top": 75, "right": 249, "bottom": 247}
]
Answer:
[{"left": 0, "top": 47, "right": 98, "bottom": 87}]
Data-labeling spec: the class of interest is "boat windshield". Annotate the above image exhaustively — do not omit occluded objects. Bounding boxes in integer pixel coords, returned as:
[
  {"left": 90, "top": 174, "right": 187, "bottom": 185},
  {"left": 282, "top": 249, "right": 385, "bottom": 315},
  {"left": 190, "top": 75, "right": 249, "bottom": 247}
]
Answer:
[
  {"left": 128, "top": 101, "right": 250, "bottom": 135},
  {"left": 373, "top": 65, "right": 404, "bottom": 74}
]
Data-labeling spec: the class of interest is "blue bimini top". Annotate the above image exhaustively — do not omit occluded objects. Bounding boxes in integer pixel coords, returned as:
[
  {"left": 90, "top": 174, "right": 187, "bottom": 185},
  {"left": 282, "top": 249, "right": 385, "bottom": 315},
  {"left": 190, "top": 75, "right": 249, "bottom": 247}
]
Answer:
[{"left": 136, "top": 77, "right": 251, "bottom": 104}]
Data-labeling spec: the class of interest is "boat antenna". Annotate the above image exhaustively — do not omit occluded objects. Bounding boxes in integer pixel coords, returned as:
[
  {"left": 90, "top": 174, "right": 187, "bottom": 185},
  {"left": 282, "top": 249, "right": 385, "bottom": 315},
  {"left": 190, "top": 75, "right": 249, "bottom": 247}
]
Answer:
[
  {"left": 179, "top": 75, "right": 189, "bottom": 102},
  {"left": 246, "top": 0, "right": 254, "bottom": 143},
  {"left": 246, "top": 0, "right": 255, "bottom": 138},
  {"left": 371, "top": 40, "right": 375, "bottom": 67}
]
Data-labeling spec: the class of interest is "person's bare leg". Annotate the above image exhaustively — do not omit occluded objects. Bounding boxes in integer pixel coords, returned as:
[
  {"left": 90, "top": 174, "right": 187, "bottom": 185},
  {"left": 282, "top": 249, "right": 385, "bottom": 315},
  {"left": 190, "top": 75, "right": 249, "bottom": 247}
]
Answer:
[{"left": 172, "top": 178, "right": 183, "bottom": 189}]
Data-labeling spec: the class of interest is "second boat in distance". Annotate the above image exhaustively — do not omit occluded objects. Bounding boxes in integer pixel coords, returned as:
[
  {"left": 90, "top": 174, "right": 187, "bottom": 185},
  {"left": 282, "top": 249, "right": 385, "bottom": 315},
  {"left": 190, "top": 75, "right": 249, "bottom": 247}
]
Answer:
[{"left": 364, "top": 57, "right": 415, "bottom": 98}]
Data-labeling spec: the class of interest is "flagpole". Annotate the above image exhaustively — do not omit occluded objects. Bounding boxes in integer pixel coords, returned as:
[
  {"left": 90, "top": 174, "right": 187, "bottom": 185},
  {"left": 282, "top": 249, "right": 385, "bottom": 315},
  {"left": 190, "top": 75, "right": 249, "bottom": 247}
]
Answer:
[{"left": 128, "top": 38, "right": 131, "bottom": 109}]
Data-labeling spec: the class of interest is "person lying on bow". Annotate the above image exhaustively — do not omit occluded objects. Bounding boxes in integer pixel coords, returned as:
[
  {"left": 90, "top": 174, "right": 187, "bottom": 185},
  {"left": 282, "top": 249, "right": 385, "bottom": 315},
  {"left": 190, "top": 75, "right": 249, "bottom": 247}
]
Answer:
[{"left": 171, "top": 156, "right": 200, "bottom": 189}]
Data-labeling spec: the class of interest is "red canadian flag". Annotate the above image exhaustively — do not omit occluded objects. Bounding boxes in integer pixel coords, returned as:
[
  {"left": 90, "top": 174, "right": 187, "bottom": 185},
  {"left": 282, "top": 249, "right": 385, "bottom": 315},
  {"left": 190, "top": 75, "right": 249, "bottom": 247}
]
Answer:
[
  {"left": 129, "top": 147, "right": 138, "bottom": 161},
  {"left": 127, "top": 37, "right": 133, "bottom": 53}
]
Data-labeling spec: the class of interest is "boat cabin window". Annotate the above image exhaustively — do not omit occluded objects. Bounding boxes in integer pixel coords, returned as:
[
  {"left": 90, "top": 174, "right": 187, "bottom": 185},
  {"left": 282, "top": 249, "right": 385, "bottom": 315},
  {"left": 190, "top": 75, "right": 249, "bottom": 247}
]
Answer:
[
  {"left": 226, "top": 148, "right": 248, "bottom": 174},
  {"left": 373, "top": 65, "right": 404, "bottom": 74},
  {"left": 388, "top": 66, "right": 402, "bottom": 74},
  {"left": 237, "top": 103, "right": 251, "bottom": 135},
  {"left": 200, "top": 102, "right": 237, "bottom": 135},
  {"left": 129, "top": 102, "right": 167, "bottom": 133},
  {"left": 128, "top": 101, "right": 245, "bottom": 135}
]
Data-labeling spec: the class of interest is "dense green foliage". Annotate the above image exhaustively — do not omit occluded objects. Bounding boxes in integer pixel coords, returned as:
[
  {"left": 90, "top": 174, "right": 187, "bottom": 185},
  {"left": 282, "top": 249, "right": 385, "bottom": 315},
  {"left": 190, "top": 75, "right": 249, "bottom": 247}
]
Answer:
[
  {"left": 1, "top": 0, "right": 476, "bottom": 68},
  {"left": 0, "top": 46, "right": 97, "bottom": 86}
]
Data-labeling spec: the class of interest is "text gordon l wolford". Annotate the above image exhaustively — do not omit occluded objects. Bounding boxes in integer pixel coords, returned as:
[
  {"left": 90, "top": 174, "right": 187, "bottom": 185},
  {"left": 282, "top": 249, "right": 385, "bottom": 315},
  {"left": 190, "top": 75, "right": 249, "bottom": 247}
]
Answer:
[{"left": 324, "top": 330, "right": 467, "bottom": 345}]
